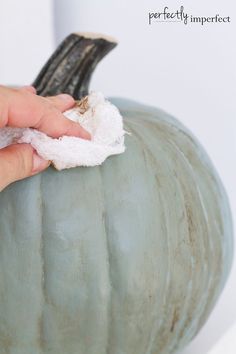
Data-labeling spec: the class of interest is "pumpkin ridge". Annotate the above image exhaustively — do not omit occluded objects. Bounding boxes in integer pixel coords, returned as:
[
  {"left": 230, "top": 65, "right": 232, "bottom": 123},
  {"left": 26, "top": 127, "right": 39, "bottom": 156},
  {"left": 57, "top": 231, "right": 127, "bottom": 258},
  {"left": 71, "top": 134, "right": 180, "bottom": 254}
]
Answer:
[
  {"left": 125, "top": 114, "right": 230, "bottom": 353},
  {"left": 38, "top": 173, "right": 46, "bottom": 352},
  {"left": 131, "top": 124, "right": 195, "bottom": 352},
  {"left": 142, "top": 115, "right": 231, "bottom": 327},
  {"left": 120, "top": 123, "right": 174, "bottom": 353},
  {"left": 98, "top": 165, "right": 113, "bottom": 354},
  {"left": 125, "top": 120, "right": 208, "bottom": 352},
  {"left": 159, "top": 142, "right": 211, "bottom": 352}
]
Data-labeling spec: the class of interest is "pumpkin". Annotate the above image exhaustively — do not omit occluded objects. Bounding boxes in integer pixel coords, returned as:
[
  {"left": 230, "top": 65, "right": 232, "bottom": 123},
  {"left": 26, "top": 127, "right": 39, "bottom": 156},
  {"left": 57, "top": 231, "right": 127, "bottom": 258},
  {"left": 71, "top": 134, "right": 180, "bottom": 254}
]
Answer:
[{"left": 0, "top": 33, "right": 233, "bottom": 354}]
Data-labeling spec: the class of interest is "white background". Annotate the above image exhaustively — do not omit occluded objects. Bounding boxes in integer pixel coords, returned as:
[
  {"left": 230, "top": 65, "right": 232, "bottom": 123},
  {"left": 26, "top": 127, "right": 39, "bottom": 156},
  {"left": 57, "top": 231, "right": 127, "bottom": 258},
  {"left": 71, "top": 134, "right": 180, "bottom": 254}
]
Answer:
[{"left": 0, "top": 1, "right": 235, "bottom": 353}]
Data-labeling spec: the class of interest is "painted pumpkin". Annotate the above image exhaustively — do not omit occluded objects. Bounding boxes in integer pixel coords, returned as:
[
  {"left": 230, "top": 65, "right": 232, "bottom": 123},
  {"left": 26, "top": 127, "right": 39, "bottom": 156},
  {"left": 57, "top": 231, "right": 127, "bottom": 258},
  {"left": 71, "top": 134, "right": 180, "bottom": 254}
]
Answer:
[{"left": 0, "top": 33, "right": 233, "bottom": 354}]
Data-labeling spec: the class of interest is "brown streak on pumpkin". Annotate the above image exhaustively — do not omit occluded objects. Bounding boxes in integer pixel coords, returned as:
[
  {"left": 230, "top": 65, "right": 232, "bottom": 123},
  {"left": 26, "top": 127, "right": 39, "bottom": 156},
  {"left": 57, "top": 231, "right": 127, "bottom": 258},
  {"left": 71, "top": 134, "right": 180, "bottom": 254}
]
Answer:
[
  {"left": 185, "top": 202, "right": 196, "bottom": 246},
  {"left": 170, "top": 308, "right": 179, "bottom": 333},
  {"left": 37, "top": 315, "right": 45, "bottom": 349},
  {"left": 0, "top": 332, "right": 12, "bottom": 354}
]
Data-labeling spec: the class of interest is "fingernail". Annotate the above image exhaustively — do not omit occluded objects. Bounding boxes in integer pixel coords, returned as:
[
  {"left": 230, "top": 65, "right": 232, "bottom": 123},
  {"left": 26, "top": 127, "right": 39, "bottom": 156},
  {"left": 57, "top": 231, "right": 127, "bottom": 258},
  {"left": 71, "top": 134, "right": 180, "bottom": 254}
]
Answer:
[
  {"left": 58, "top": 94, "right": 74, "bottom": 102},
  {"left": 32, "top": 152, "right": 50, "bottom": 173}
]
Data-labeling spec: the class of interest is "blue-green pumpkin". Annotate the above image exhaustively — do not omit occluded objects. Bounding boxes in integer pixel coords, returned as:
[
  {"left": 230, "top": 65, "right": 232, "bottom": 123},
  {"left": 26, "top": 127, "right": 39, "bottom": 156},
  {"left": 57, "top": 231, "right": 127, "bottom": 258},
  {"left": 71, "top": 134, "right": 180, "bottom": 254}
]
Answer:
[{"left": 0, "top": 33, "right": 233, "bottom": 354}]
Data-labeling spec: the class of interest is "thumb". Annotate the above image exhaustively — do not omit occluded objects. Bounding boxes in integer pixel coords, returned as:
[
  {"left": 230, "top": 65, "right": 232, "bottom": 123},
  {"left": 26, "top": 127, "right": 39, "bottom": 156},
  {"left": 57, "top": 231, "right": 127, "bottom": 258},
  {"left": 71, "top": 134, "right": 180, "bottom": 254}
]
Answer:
[{"left": 0, "top": 144, "right": 50, "bottom": 191}]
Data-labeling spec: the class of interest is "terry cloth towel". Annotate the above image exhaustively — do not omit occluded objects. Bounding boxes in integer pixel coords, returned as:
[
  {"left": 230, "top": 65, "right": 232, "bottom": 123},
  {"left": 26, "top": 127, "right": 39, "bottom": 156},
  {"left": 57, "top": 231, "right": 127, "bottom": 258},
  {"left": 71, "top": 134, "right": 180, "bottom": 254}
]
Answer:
[{"left": 0, "top": 92, "right": 126, "bottom": 170}]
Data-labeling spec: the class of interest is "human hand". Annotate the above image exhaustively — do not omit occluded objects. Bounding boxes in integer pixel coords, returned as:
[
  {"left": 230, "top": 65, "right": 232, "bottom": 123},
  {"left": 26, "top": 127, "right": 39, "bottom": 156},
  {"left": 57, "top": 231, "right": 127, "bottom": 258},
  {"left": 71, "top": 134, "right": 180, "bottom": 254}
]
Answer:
[{"left": 0, "top": 85, "right": 90, "bottom": 191}]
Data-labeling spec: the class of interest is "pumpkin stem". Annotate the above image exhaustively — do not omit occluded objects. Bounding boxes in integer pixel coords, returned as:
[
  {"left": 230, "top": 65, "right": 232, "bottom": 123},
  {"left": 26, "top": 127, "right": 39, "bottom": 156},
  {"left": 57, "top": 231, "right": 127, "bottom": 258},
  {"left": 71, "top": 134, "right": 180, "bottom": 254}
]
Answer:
[{"left": 33, "top": 32, "right": 117, "bottom": 99}]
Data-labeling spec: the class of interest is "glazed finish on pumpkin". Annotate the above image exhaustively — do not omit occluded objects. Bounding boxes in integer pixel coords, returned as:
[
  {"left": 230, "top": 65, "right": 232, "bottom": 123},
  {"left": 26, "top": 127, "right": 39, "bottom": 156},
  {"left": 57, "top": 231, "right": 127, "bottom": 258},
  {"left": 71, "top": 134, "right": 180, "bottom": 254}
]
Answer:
[{"left": 0, "top": 99, "right": 233, "bottom": 354}]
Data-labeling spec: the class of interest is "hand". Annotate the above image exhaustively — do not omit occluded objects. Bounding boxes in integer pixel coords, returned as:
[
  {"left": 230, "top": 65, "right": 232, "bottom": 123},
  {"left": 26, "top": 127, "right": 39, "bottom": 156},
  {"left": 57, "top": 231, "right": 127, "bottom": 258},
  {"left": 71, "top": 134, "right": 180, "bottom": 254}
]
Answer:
[{"left": 0, "top": 85, "right": 90, "bottom": 191}]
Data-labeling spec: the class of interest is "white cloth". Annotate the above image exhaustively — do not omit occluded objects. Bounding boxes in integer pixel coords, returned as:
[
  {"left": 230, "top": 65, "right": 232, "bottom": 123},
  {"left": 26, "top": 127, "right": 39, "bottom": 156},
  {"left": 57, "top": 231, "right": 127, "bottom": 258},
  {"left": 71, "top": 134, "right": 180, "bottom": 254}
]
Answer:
[{"left": 0, "top": 92, "right": 126, "bottom": 170}]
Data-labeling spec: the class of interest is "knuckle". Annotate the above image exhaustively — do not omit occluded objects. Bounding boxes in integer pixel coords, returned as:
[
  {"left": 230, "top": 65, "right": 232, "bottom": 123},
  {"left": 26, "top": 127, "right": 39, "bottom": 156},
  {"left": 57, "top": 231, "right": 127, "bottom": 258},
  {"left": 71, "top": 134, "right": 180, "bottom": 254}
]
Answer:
[
  {"left": 0, "top": 144, "right": 34, "bottom": 188},
  {"left": 0, "top": 93, "right": 8, "bottom": 128},
  {"left": 16, "top": 145, "right": 33, "bottom": 176},
  {"left": 6, "top": 144, "right": 33, "bottom": 180},
  {"left": 0, "top": 102, "right": 8, "bottom": 128}
]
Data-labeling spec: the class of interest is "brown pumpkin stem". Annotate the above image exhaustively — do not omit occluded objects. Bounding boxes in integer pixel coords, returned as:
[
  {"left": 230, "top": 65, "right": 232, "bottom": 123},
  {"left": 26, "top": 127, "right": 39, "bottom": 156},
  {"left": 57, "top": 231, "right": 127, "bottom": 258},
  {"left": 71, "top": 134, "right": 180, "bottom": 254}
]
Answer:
[{"left": 33, "top": 32, "right": 117, "bottom": 100}]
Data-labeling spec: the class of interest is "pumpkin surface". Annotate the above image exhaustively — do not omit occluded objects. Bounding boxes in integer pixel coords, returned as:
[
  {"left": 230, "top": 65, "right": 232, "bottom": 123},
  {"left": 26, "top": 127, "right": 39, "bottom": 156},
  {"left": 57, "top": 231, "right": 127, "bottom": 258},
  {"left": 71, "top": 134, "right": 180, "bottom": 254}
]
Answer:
[
  {"left": 0, "top": 33, "right": 233, "bottom": 354},
  {"left": 0, "top": 97, "right": 233, "bottom": 354}
]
